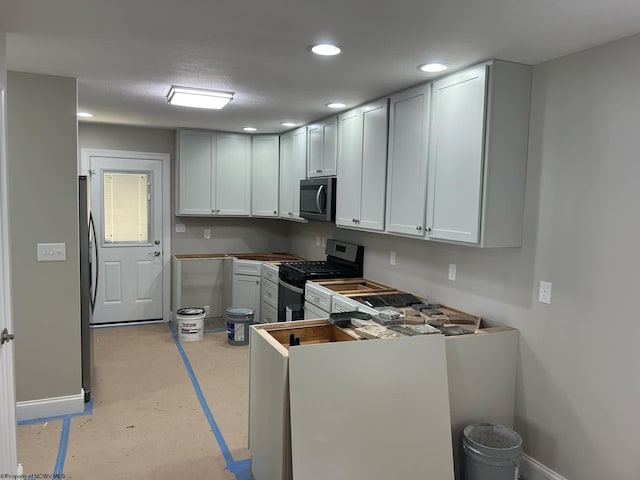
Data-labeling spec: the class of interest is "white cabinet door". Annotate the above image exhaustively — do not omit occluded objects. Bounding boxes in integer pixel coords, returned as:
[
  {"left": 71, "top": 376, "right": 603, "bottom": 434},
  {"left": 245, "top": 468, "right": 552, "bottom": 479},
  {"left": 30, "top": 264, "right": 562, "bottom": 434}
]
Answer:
[
  {"left": 232, "top": 274, "right": 261, "bottom": 321},
  {"left": 426, "top": 65, "right": 486, "bottom": 244},
  {"left": 359, "top": 101, "right": 388, "bottom": 231},
  {"left": 336, "top": 100, "right": 388, "bottom": 231},
  {"left": 307, "top": 116, "right": 337, "bottom": 178},
  {"left": 252, "top": 135, "right": 279, "bottom": 217},
  {"left": 279, "top": 127, "right": 307, "bottom": 220},
  {"left": 385, "top": 84, "right": 430, "bottom": 236},
  {"left": 215, "top": 133, "right": 251, "bottom": 216},
  {"left": 336, "top": 109, "right": 362, "bottom": 228},
  {"left": 177, "top": 129, "right": 214, "bottom": 215}
]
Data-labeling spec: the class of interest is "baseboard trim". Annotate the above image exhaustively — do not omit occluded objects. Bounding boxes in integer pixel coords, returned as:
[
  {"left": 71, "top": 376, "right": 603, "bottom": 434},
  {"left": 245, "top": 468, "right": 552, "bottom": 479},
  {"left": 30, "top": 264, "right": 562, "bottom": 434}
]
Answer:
[
  {"left": 16, "top": 390, "right": 85, "bottom": 422},
  {"left": 520, "top": 453, "right": 567, "bottom": 480}
]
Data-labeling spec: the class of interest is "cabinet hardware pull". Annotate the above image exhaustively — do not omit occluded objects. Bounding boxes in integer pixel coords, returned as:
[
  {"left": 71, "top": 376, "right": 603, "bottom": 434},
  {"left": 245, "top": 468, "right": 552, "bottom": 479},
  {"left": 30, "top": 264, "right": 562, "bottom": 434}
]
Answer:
[
  {"left": 316, "top": 169, "right": 322, "bottom": 173},
  {"left": 426, "top": 227, "right": 432, "bottom": 232}
]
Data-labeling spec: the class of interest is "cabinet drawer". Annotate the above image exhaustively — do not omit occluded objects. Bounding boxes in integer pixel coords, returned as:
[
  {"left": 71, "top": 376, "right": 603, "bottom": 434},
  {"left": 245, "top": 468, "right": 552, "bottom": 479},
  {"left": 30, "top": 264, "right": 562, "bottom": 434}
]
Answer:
[
  {"left": 331, "top": 295, "right": 361, "bottom": 313},
  {"left": 233, "top": 259, "right": 262, "bottom": 276},
  {"left": 305, "top": 282, "right": 333, "bottom": 312},
  {"left": 261, "top": 301, "right": 278, "bottom": 324},
  {"left": 262, "top": 278, "right": 278, "bottom": 308},
  {"left": 261, "top": 263, "right": 279, "bottom": 283}
]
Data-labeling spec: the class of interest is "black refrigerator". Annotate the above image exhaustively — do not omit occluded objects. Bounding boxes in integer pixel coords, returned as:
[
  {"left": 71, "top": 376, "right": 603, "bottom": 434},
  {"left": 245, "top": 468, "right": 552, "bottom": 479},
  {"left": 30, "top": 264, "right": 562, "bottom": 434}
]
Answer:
[{"left": 79, "top": 176, "right": 96, "bottom": 402}]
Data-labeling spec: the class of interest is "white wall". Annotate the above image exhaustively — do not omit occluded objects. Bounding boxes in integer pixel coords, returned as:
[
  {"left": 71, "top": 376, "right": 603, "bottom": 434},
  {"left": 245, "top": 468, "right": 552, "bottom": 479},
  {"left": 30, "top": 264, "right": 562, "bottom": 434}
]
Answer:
[{"left": 290, "top": 33, "right": 640, "bottom": 480}]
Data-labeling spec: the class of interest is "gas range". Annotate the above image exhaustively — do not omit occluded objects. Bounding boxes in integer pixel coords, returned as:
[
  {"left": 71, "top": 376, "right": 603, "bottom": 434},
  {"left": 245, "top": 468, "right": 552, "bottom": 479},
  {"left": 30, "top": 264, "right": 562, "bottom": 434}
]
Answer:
[
  {"left": 278, "top": 240, "right": 364, "bottom": 320},
  {"left": 279, "top": 240, "right": 364, "bottom": 289}
]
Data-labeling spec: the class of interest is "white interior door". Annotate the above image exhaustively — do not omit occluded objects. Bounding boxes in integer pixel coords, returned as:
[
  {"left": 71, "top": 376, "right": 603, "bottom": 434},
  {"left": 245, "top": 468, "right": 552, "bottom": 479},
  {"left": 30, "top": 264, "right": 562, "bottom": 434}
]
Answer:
[
  {"left": 0, "top": 80, "right": 18, "bottom": 474},
  {"left": 90, "top": 157, "right": 163, "bottom": 324}
]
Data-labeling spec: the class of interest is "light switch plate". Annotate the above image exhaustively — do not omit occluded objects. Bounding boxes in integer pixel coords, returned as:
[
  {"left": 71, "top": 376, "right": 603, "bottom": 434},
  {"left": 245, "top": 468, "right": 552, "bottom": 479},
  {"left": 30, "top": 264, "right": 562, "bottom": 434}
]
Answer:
[
  {"left": 539, "top": 281, "right": 552, "bottom": 304},
  {"left": 390, "top": 251, "right": 396, "bottom": 265},
  {"left": 37, "top": 243, "right": 66, "bottom": 262},
  {"left": 204, "top": 228, "right": 211, "bottom": 239}
]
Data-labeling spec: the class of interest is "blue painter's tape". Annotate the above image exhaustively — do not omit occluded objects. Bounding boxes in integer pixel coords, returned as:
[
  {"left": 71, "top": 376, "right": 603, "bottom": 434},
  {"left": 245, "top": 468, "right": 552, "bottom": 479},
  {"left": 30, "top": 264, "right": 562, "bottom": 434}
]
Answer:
[
  {"left": 53, "top": 417, "right": 70, "bottom": 476},
  {"left": 168, "top": 321, "right": 235, "bottom": 467},
  {"left": 227, "top": 457, "right": 252, "bottom": 478}
]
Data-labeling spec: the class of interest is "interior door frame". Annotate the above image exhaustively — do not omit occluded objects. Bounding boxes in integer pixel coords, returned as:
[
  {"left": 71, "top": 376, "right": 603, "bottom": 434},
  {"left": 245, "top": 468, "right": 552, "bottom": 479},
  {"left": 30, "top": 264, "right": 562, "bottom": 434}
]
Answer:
[{"left": 80, "top": 149, "right": 171, "bottom": 322}]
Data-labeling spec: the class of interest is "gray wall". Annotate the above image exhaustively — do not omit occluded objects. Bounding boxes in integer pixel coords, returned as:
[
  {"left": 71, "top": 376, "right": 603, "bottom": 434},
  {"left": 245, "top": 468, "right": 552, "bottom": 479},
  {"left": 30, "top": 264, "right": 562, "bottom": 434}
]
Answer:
[
  {"left": 79, "top": 123, "right": 291, "bottom": 256},
  {"left": 7, "top": 72, "right": 81, "bottom": 402},
  {"left": 290, "top": 33, "right": 640, "bottom": 480}
]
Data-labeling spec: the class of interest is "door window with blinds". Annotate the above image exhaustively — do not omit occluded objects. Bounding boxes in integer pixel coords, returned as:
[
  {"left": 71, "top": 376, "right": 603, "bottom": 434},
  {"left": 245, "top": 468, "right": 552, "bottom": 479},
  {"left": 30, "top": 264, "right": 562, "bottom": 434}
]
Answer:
[{"left": 102, "top": 171, "right": 152, "bottom": 244}]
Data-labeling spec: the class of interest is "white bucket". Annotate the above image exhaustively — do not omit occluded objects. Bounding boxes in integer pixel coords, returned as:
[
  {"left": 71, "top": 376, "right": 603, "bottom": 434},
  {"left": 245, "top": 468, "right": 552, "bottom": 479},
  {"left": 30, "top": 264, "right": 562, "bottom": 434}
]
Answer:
[{"left": 177, "top": 307, "right": 205, "bottom": 342}]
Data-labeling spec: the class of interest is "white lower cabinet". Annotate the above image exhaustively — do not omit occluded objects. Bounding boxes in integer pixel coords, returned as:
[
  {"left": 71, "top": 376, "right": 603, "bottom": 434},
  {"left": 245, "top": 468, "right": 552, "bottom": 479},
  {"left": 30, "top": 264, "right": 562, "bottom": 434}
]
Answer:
[
  {"left": 231, "top": 259, "right": 261, "bottom": 320},
  {"left": 249, "top": 319, "right": 518, "bottom": 480},
  {"left": 260, "top": 263, "right": 279, "bottom": 323}
]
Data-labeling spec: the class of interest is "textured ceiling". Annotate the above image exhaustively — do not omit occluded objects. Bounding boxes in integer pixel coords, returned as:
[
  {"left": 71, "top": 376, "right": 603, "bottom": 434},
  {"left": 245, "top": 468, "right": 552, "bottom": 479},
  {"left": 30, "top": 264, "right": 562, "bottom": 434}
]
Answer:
[{"left": 2, "top": 0, "right": 640, "bottom": 133}]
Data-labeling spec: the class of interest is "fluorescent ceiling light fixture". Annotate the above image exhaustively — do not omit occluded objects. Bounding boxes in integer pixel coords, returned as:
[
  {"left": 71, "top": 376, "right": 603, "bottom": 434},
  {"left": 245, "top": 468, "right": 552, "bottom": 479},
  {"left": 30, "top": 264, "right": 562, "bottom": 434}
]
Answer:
[
  {"left": 243, "top": 127, "right": 257, "bottom": 132},
  {"left": 281, "top": 122, "right": 297, "bottom": 127},
  {"left": 311, "top": 44, "right": 341, "bottom": 56},
  {"left": 418, "top": 63, "right": 448, "bottom": 73},
  {"left": 77, "top": 112, "right": 94, "bottom": 118},
  {"left": 167, "top": 86, "right": 234, "bottom": 109},
  {"left": 326, "top": 102, "right": 346, "bottom": 109}
]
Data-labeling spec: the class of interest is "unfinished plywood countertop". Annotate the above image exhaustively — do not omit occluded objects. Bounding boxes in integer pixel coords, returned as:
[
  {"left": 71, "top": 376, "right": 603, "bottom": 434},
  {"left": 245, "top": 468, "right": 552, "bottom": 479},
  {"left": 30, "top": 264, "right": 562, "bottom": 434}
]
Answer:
[{"left": 174, "top": 252, "right": 305, "bottom": 263}]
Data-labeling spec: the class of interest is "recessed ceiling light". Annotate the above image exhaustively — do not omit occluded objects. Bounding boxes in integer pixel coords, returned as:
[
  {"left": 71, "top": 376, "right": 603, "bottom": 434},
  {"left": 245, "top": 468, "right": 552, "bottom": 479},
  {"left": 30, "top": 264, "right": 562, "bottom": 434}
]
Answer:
[
  {"left": 281, "top": 122, "right": 297, "bottom": 127},
  {"left": 167, "top": 86, "right": 234, "bottom": 109},
  {"left": 326, "top": 102, "right": 346, "bottom": 109},
  {"left": 243, "top": 127, "right": 257, "bottom": 132},
  {"left": 311, "top": 44, "right": 341, "bottom": 56},
  {"left": 77, "top": 112, "right": 94, "bottom": 118},
  {"left": 418, "top": 63, "right": 448, "bottom": 73}
]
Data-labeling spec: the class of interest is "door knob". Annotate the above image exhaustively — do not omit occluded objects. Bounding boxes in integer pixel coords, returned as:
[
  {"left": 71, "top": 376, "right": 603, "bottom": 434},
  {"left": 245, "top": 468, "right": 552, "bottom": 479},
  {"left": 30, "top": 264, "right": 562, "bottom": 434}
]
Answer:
[
  {"left": 149, "top": 251, "right": 161, "bottom": 257},
  {"left": 1, "top": 328, "right": 15, "bottom": 345}
]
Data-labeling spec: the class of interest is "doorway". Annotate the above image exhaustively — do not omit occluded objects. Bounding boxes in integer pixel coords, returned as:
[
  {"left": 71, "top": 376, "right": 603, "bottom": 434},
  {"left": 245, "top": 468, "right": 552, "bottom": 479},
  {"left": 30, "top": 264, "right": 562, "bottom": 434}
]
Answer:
[{"left": 81, "top": 149, "right": 171, "bottom": 324}]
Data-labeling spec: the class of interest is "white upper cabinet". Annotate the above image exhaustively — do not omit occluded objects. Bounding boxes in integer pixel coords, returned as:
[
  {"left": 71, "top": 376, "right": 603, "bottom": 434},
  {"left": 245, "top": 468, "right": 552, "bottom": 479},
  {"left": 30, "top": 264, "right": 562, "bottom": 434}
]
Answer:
[
  {"left": 177, "top": 129, "right": 214, "bottom": 215},
  {"left": 216, "top": 132, "right": 251, "bottom": 216},
  {"left": 176, "top": 129, "right": 250, "bottom": 216},
  {"left": 426, "top": 60, "right": 531, "bottom": 247},
  {"left": 279, "top": 126, "right": 307, "bottom": 221},
  {"left": 385, "top": 84, "right": 431, "bottom": 237},
  {"left": 336, "top": 99, "right": 388, "bottom": 231},
  {"left": 251, "top": 135, "right": 279, "bottom": 217},
  {"left": 307, "top": 116, "right": 337, "bottom": 178}
]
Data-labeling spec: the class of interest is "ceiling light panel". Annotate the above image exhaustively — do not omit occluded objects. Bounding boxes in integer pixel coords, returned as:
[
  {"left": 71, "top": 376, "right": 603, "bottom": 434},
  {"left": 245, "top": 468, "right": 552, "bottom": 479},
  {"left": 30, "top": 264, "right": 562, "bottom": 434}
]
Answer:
[
  {"left": 327, "top": 102, "right": 346, "bottom": 109},
  {"left": 167, "top": 86, "right": 234, "bottom": 109}
]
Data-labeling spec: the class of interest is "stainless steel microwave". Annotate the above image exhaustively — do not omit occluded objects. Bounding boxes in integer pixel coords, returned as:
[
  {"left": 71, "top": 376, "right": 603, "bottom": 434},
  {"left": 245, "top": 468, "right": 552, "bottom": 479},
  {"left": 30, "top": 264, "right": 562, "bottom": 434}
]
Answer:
[{"left": 299, "top": 177, "right": 336, "bottom": 222}]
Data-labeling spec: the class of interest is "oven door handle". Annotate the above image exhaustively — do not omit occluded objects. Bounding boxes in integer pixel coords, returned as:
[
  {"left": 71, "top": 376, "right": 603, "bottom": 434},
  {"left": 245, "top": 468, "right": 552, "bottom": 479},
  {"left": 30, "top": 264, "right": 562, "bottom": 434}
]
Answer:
[{"left": 279, "top": 278, "right": 304, "bottom": 294}]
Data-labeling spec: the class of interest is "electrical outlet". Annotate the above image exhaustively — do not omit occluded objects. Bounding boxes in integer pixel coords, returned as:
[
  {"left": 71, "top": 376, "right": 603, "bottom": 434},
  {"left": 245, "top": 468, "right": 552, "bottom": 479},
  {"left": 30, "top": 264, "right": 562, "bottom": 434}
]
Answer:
[
  {"left": 316, "top": 236, "right": 321, "bottom": 246},
  {"left": 203, "top": 305, "right": 211, "bottom": 316},
  {"left": 175, "top": 223, "right": 185, "bottom": 233},
  {"left": 204, "top": 229, "right": 211, "bottom": 239},
  {"left": 37, "top": 243, "right": 66, "bottom": 262},
  {"left": 539, "top": 281, "right": 552, "bottom": 304},
  {"left": 448, "top": 264, "right": 457, "bottom": 281},
  {"left": 390, "top": 251, "right": 396, "bottom": 265}
]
